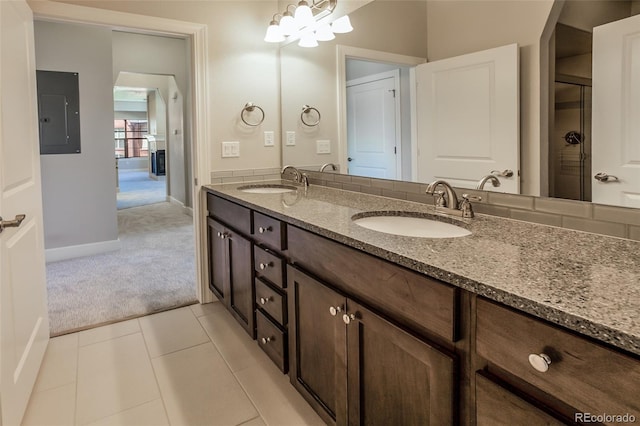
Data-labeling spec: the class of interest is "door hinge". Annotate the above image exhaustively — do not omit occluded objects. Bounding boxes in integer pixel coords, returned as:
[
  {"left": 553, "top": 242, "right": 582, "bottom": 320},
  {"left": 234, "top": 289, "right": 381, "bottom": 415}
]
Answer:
[
  {"left": 394, "top": 146, "right": 397, "bottom": 154},
  {"left": 194, "top": 178, "right": 198, "bottom": 186}
]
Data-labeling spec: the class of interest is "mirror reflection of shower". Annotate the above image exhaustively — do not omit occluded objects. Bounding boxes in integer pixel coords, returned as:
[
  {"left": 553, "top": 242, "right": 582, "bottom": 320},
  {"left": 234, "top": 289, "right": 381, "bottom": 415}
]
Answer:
[{"left": 550, "top": 23, "right": 592, "bottom": 202}]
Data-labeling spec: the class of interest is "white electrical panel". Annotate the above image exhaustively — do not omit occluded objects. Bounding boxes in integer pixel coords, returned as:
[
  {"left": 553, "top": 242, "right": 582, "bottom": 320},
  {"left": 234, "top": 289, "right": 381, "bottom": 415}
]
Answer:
[
  {"left": 316, "top": 139, "right": 331, "bottom": 154},
  {"left": 222, "top": 141, "right": 240, "bottom": 158},
  {"left": 264, "top": 131, "right": 275, "bottom": 147},
  {"left": 286, "top": 131, "right": 296, "bottom": 146}
]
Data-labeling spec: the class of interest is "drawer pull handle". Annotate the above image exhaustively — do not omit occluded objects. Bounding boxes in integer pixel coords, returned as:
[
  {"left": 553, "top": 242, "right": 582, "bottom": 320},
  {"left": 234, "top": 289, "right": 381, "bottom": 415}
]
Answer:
[
  {"left": 261, "top": 336, "right": 273, "bottom": 344},
  {"left": 528, "top": 353, "right": 552, "bottom": 373},
  {"left": 342, "top": 313, "right": 357, "bottom": 325},
  {"left": 259, "top": 262, "right": 273, "bottom": 270},
  {"left": 258, "top": 226, "right": 272, "bottom": 234},
  {"left": 217, "top": 232, "right": 230, "bottom": 240},
  {"left": 329, "top": 306, "right": 342, "bottom": 316},
  {"left": 259, "top": 297, "right": 272, "bottom": 305}
]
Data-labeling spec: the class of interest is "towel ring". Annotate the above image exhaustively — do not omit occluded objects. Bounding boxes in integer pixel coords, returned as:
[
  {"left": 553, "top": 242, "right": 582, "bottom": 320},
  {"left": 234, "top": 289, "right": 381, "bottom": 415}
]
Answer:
[
  {"left": 241, "top": 102, "right": 265, "bottom": 127},
  {"left": 301, "top": 105, "right": 321, "bottom": 127}
]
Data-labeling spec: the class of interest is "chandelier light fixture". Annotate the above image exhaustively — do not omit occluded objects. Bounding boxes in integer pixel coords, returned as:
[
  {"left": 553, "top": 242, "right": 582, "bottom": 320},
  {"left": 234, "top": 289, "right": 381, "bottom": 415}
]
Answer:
[{"left": 264, "top": 0, "right": 353, "bottom": 47}]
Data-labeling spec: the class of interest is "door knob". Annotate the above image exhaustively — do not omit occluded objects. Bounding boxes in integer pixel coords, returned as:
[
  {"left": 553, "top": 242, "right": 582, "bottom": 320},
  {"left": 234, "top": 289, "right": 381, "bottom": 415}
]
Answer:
[
  {"left": 528, "top": 353, "right": 552, "bottom": 373},
  {"left": 329, "top": 306, "right": 342, "bottom": 316},
  {"left": 342, "top": 313, "right": 357, "bottom": 325},
  {"left": 347, "top": 157, "right": 353, "bottom": 162},
  {"left": 594, "top": 172, "right": 619, "bottom": 182},
  {"left": 0, "top": 214, "right": 26, "bottom": 233}
]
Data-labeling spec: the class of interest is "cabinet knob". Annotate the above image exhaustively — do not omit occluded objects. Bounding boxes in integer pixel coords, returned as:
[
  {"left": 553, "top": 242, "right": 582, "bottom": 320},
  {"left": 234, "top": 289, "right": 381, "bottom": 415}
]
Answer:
[
  {"left": 329, "top": 306, "right": 342, "bottom": 316},
  {"left": 259, "top": 296, "right": 271, "bottom": 305},
  {"left": 261, "top": 336, "right": 273, "bottom": 344},
  {"left": 258, "top": 226, "right": 272, "bottom": 234},
  {"left": 342, "top": 313, "right": 357, "bottom": 325},
  {"left": 528, "top": 353, "right": 552, "bottom": 373},
  {"left": 259, "top": 262, "right": 272, "bottom": 270}
]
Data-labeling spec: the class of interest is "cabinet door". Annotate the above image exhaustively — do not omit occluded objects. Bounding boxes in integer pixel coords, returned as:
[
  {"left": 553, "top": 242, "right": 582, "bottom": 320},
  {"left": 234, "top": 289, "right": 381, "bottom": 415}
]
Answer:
[
  {"left": 346, "top": 300, "right": 456, "bottom": 426},
  {"left": 288, "top": 266, "right": 347, "bottom": 426},
  {"left": 227, "top": 229, "right": 254, "bottom": 337},
  {"left": 207, "top": 218, "right": 228, "bottom": 301}
]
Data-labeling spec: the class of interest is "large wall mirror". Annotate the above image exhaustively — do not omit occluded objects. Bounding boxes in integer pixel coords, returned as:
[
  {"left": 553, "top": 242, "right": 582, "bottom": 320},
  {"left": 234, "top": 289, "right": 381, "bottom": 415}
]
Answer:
[{"left": 279, "top": 0, "right": 640, "bottom": 209}]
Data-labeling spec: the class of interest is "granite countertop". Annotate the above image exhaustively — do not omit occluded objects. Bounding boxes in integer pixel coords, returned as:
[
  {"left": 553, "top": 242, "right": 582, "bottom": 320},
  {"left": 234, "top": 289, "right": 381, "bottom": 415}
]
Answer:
[{"left": 204, "top": 181, "right": 640, "bottom": 356}]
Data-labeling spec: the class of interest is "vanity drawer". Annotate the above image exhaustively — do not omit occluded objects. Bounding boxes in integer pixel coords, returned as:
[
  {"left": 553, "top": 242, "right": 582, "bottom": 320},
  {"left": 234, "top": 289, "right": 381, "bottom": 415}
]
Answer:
[
  {"left": 207, "top": 193, "right": 251, "bottom": 235},
  {"left": 475, "top": 372, "right": 566, "bottom": 426},
  {"left": 256, "top": 310, "right": 287, "bottom": 373},
  {"left": 253, "top": 211, "right": 286, "bottom": 251},
  {"left": 254, "top": 245, "right": 285, "bottom": 288},
  {"left": 287, "top": 226, "right": 457, "bottom": 342},
  {"left": 476, "top": 298, "right": 640, "bottom": 421},
  {"left": 255, "top": 278, "right": 286, "bottom": 326}
]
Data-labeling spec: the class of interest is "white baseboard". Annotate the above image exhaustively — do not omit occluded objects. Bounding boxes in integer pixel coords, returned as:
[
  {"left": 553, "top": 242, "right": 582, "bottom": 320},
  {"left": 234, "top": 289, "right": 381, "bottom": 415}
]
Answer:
[
  {"left": 45, "top": 239, "right": 121, "bottom": 263},
  {"left": 169, "top": 196, "right": 193, "bottom": 217}
]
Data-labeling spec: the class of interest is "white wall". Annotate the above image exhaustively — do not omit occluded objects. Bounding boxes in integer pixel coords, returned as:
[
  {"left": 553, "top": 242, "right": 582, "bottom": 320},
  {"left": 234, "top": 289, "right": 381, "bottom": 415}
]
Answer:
[
  {"left": 34, "top": 20, "right": 118, "bottom": 252},
  {"left": 56, "top": 0, "right": 281, "bottom": 177}
]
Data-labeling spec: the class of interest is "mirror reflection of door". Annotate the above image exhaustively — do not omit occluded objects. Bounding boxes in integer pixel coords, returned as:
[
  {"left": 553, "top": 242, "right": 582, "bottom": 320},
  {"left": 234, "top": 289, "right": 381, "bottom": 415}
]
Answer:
[{"left": 346, "top": 69, "right": 401, "bottom": 179}]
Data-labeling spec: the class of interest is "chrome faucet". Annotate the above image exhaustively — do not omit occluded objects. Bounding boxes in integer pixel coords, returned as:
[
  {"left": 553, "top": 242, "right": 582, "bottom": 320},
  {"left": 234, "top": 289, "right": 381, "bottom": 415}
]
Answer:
[
  {"left": 281, "top": 165, "right": 309, "bottom": 188},
  {"left": 425, "top": 180, "right": 477, "bottom": 218},
  {"left": 320, "top": 163, "right": 337, "bottom": 172},
  {"left": 476, "top": 174, "right": 501, "bottom": 190},
  {"left": 425, "top": 180, "right": 459, "bottom": 211}
]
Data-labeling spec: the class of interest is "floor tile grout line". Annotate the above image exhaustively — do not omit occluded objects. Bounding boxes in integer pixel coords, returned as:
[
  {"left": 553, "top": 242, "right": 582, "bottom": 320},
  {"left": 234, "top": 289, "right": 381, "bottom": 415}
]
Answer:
[
  {"left": 194, "top": 312, "right": 266, "bottom": 425},
  {"left": 138, "top": 317, "right": 173, "bottom": 426}
]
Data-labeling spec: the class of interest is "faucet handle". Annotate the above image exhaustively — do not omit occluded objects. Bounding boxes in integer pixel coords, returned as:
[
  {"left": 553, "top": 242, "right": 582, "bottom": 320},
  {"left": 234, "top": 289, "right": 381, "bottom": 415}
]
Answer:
[
  {"left": 459, "top": 194, "right": 481, "bottom": 218},
  {"left": 434, "top": 190, "right": 447, "bottom": 207}
]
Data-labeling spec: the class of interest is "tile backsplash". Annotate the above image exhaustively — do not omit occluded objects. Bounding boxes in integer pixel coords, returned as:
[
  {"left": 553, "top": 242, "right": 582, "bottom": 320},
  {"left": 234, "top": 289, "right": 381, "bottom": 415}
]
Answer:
[
  {"left": 208, "top": 168, "right": 640, "bottom": 241},
  {"left": 298, "top": 170, "right": 640, "bottom": 241}
]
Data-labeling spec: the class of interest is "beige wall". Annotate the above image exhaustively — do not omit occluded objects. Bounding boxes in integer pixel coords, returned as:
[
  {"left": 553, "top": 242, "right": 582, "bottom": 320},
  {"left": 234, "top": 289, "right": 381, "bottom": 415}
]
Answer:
[
  {"left": 280, "top": 0, "right": 428, "bottom": 170},
  {"left": 426, "top": 0, "right": 555, "bottom": 196},
  {"left": 54, "top": 0, "right": 281, "bottom": 177}
]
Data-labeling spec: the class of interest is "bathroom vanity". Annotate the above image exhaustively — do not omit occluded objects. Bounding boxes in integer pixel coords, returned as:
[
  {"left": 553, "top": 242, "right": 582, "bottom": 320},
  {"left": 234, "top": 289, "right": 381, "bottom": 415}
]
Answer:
[{"left": 204, "top": 182, "right": 640, "bottom": 425}]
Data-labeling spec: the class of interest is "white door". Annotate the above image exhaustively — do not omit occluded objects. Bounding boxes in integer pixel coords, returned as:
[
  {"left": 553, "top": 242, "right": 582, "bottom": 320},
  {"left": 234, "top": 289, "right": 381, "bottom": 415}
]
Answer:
[
  {"left": 592, "top": 14, "right": 640, "bottom": 207},
  {"left": 347, "top": 70, "right": 401, "bottom": 179},
  {"left": 415, "top": 44, "right": 520, "bottom": 193},
  {"left": 1, "top": 1, "right": 50, "bottom": 425}
]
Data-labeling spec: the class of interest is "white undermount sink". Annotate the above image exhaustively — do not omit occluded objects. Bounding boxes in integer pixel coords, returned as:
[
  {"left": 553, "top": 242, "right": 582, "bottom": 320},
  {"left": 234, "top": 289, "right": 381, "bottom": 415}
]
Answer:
[
  {"left": 238, "top": 184, "right": 297, "bottom": 194},
  {"left": 352, "top": 212, "right": 471, "bottom": 238}
]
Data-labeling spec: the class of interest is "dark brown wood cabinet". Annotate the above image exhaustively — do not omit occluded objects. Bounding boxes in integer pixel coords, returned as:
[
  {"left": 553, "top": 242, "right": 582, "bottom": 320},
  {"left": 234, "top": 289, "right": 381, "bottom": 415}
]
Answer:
[
  {"left": 207, "top": 217, "right": 254, "bottom": 337},
  {"left": 475, "top": 298, "right": 640, "bottom": 425},
  {"left": 288, "top": 265, "right": 456, "bottom": 426}
]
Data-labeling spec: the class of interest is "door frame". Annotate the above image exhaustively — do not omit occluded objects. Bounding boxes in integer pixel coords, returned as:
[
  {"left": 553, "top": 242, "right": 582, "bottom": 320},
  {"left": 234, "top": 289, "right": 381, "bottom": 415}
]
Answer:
[
  {"left": 336, "top": 45, "right": 425, "bottom": 179},
  {"left": 346, "top": 69, "right": 402, "bottom": 179},
  {"left": 28, "top": 0, "right": 211, "bottom": 302}
]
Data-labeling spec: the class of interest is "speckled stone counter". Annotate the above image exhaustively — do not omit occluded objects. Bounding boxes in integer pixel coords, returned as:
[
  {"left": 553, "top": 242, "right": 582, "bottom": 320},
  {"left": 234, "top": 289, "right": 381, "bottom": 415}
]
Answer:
[{"left": 204, "top": 181, "right": 640, "bottom": 356}]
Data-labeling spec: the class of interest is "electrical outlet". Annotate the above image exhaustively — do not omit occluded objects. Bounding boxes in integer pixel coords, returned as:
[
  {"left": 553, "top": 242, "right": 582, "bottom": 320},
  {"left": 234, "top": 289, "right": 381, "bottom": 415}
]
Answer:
[
  {"left": 286, "top": 131, "right": 296, "bottom": 146},
  {"left": 264, "top": 131, "right": 275, "bottom": 147},
  {"left": 316, "top": 139, "right": 331, "bottom": 154},
  {"left": 222, "top": 141, "right": 240, "bottom": 158}
]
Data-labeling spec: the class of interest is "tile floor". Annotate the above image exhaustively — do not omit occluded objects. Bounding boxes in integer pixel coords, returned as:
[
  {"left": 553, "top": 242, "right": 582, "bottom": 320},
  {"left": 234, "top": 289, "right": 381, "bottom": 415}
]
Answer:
[{"left": 22, "top": 302, "right": 325, "bottom": 426}]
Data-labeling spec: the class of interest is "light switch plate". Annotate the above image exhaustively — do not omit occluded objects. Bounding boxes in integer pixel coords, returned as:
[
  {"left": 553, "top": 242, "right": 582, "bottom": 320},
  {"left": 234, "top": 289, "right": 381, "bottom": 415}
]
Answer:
[
  {"left": 264, "top": 131, "right": 275, "bottom": 147},
  {"left": 316, "top": 139, "right": 331, "bottom": 154},
  {"left": 286, "top": 131, "right": 296, "bottom": 146},
  {"left": 222, "top": 141, "right": 240, "bottom": 158}
]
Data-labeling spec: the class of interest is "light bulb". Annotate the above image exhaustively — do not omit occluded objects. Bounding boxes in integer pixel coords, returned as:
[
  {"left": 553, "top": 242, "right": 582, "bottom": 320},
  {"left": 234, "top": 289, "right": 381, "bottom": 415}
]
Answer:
[
  {"left": 294, "top": 0, "right": 314, "bottom": 28},
  {"left": 298, "top": 33, "right": 318, "bottom": 48},
  {"left": 279, "top": 12, "right": 297, "bottom": 36},
  {"left": 315, "top": 24, "right": 335, "bottom": 41},
  {"left": 331, "top": 15, "right": 353, "bottom": 34},
  {"left": 264, "top": 20, "right": 285, "bottom": 43}
]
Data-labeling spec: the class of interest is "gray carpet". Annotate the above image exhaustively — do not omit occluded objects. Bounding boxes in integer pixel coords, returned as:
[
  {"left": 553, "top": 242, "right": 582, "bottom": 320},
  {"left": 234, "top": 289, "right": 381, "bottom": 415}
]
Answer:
[
  {"left": 46, "top": 202, "right": 197, "bottom": 335},
  {"left": 117, "top": 169, "right": 166, "bottom": 210}
]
